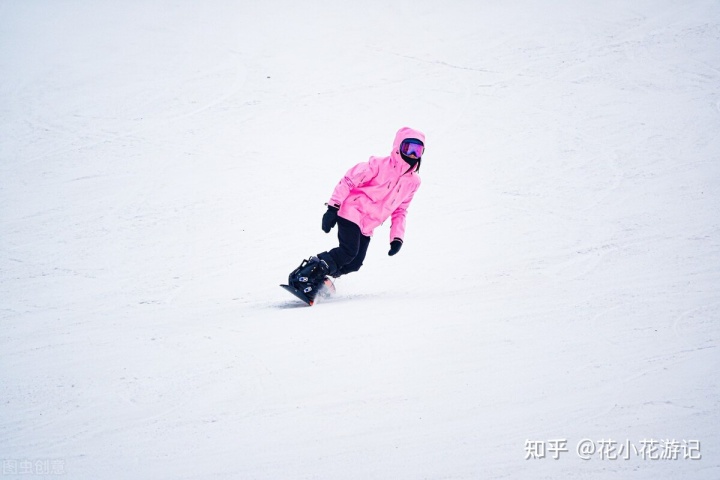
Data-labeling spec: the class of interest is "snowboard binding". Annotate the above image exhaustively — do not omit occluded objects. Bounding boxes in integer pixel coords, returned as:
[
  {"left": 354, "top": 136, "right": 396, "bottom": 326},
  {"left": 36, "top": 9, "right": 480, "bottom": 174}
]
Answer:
[{"left": 281, "top": 256, "right": 335, "bottom": 306}]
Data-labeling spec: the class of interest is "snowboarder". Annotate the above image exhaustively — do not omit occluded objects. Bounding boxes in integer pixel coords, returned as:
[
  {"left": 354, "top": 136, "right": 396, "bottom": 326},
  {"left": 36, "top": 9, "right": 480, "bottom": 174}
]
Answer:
[{"left": 282, "top": 126, "right": 425, "bottom": 305}]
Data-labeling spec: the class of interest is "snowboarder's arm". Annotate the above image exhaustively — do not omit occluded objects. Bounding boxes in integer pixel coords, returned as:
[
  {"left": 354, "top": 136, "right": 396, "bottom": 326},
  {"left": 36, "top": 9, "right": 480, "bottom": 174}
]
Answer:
[
  {"left": 328, "top": 157, "right": 380, "bottom": 207},
  {"left": 389, "top": 182, "right": 420, "bottom": 242}
]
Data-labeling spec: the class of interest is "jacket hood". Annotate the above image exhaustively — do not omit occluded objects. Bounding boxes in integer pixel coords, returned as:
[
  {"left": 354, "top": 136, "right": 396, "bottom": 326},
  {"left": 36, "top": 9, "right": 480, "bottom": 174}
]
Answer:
[{"left": 391, "top": 126, "right": 426, "bottom": 172}]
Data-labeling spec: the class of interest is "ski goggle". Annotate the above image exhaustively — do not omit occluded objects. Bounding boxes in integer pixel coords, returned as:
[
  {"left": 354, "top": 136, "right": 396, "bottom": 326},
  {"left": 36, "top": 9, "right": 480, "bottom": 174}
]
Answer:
[{"left": 400, "top": 138, "right": 424, "bottom": 159}]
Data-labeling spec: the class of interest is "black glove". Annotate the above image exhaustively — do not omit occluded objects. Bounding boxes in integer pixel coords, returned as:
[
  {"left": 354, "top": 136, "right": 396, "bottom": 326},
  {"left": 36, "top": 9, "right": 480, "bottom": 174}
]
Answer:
[
  {"left": 321, "top": 205, "right": 339, "bottom": 233},
  {"left": 388, "top": 238, "right": 403, "bottom": 256}
]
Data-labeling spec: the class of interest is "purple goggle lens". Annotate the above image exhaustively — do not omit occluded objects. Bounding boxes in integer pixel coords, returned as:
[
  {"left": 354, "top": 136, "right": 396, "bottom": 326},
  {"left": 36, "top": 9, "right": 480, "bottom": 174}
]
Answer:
[{"left": 400, "top": 139, "right": 424, "bottom": 158}]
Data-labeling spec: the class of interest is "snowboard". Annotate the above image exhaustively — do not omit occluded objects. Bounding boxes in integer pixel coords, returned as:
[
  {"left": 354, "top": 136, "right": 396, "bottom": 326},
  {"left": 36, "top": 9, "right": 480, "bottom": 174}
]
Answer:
[{"left": 280, "top": 278, "right": 336, "bottom": 306}]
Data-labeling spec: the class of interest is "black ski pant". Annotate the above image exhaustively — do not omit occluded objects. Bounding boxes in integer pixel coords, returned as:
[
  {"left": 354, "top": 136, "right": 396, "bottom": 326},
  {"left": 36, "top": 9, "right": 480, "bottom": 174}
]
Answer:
[{"left": 318, "top": 217, "right": 371, "bottom": 277}]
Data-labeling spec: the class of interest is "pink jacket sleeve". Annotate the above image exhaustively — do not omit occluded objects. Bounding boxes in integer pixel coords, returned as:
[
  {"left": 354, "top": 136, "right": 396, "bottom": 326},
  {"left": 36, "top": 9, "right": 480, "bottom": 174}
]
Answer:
[
  {"left": 328, "top": 157, "right": 380, "bottom": 207},
  {"left": 389, "top": 182, "right": 420, "bottom": 241}
]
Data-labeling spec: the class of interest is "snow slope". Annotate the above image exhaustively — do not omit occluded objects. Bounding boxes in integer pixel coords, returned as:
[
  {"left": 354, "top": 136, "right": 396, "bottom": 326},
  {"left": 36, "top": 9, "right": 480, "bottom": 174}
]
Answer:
[{"left": 1, "top": 1, "right": 719, "bottom": 478}]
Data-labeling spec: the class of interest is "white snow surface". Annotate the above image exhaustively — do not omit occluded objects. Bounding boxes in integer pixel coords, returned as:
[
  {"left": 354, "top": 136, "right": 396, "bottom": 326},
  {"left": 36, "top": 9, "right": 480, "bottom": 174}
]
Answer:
[{"left": 1, "top": 1, "right": 719, "bottom": 479}]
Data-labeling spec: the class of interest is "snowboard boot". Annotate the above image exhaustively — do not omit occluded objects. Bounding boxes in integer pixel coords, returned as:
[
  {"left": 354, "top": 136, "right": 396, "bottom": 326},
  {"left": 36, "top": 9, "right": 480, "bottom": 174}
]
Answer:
[{"left": 288, "top": 256, "right": 332, "bottom": 303}]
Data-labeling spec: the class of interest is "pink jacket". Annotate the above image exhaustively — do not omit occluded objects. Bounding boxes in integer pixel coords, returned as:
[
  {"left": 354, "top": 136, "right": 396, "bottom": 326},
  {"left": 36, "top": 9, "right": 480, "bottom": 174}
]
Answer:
[{"left": 328, "top": 127, "right": 424, "bottom": 241}]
